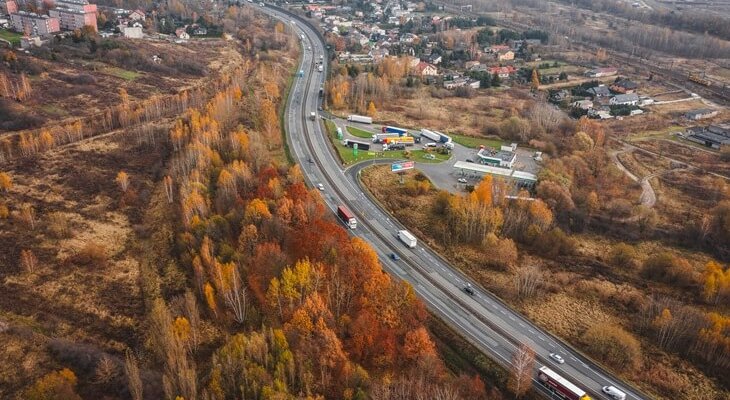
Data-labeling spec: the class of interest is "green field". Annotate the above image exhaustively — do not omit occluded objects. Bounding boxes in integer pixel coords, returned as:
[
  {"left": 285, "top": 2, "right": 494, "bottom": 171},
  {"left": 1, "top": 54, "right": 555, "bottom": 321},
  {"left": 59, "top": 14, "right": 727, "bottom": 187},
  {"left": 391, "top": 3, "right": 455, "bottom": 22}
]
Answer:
[
  {"left": 0, "top": 29, "right": 22, "bottom": 46},
  {"left": 325, "top": 120, "right": 449, "bottom": 165},
  {"left": 627, "top": 125, "right": 684, "bottom": 142},
  {"left": 103, "top": 67, "right": 141, "bottom": 81},
  {"left": 449, "top": 133, "right": 504, "bottom": 149},
  {"left": 346, "top": 125, "right": 375, "bottom": 139}
]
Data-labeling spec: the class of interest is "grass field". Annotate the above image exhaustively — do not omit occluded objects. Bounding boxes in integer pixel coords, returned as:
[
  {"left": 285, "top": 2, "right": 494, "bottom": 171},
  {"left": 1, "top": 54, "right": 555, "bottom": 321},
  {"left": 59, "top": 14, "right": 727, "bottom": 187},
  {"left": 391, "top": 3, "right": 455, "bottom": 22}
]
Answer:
[
  {"left": 449, "top": 133, "right": 504, "bottom": 149},
  {"left": 0, "top": 29, "right": 22, "bottom": 46},
  {"left": 627, "top": 125, "right": 684, "bottom": 142},
  {"left": 346, "top": 125, "right": 375, "bottom": 139},
  {"left": 102, "top": 67, "right": 141, "bottom": 81}
]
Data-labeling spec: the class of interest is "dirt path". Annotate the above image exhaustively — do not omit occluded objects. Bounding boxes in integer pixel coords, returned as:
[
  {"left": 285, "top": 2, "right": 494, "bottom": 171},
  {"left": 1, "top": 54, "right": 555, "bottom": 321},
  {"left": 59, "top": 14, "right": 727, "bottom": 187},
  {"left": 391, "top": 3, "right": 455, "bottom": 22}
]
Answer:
[{"left": 609, "top": 147, "right": 657, "bottom": 208}]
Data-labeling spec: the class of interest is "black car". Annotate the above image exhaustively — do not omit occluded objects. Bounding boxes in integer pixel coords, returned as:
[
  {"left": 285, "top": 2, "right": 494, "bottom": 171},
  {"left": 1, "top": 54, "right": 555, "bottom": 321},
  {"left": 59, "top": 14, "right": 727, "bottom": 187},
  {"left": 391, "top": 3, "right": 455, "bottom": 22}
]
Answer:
[
  {"left": 390, "top": 253, "right": 400, "bottom": 261},
  {"left": 464, "top": 284, "right": 475, "bottom": 295},
  {"left": 465, "top": 158, "right": 474, "bottom": 163}
]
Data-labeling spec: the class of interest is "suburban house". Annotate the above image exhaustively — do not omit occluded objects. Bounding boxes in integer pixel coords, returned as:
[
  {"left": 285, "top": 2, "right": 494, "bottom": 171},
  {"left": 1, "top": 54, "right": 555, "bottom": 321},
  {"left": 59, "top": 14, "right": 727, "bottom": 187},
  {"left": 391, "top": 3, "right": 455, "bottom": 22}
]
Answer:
[
  {"left": 496, "top": 49, "right": 514, "bottom": 61},
  {"left": 685, "top": 108, "right": 719, "bottom": 120},
  {"left": 609, "top": 79, "right": 638, "bottom": 94},
  {"left": 488, "top": 65, "right": 517, "bottom": 78},
  {"left": 686, "top": 125, "right": 730, "bottom": 149},
  {"left": 572, "top": 99, "right": 594, "bottom": 110},
  {"left": 585, "top": 67, "right": 618, "bottom": 78},
  {"left": 427, "top": 53, "right": 442, "bottom": 65},
  {"left": 128, "top": 9, "right": 145, "bottom": 21},
  {"left": 588, "top": 85, "right": 611, "bottom": 98},
  {"left": 10, "top": 11, "right": 60, "bottom": 35},
  {"left": 414, "top": 61, "right": 438, "bottom": 77},
  {"left": 443, "top": 78, "right": 480, "bottom": 89},
  {"left": 486, "top": 44, "right": 510, "bottom": 53},
  {"left": 610, "top": 93, "right": 639, "bottom": 106},
  {"left": 175, "top": 28, "right": 189, "bottom": 39},
  {"left": 48, "top": 0, "right": 97, "bottom": 32},
  {"left": 121, "top": 25, "right": 142, "bottom": 38}
]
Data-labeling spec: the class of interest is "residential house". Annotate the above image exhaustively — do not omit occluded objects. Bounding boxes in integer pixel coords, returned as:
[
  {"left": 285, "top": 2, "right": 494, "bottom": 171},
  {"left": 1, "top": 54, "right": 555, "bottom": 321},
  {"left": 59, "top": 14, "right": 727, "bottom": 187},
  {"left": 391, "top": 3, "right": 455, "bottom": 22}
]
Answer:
[
  {"left": 588, "top": 109, "right": 613, "bottom": 119},
  {"left": 585, "top": 67, "right": 618, "bottom": 78},
  {"left": 572, "top": 100, "right": 594, "bottom": 110},
  {"left": 486, "top": 44, "right": 510, "bottom": 54},
  {"left": 10, "top": 11, "right": 60, "bottom": 35},
  {"left": 414, "top": 61, "right": 438, "bottom": 77},
  {"left": 609, "top": 93, "right": 639, "bottom": 106},
  {"left": 121, "top": 25, "right": 142, "bottom": 38},
  {"left": 686, "top": 125, "right": 730, "bottom": 149},
  {"left": 638, "top": 97, "right": 654, "bottom": 106},
  {"left": 128, "top": 9, "right": 145, "bottom": 21},
  {"left": 685, "top": 108, "right": 718, "bottom": 120},
  {"left": 610, "top": 78, "right": 638, "bottom": 94},
  {"left": 193, "top": 26, "right": 207, "bottom": 36},
  {"left": 550, "top": 89, "right": 570, "bottom": 102},
  {"left": 488, "top": 65, "right": 516, "bottom": 79},
  {"left": 588, "top": 85, "right": 611, "bottom": 98},
  {"left": 428, "top": 53, "right": 442, "bottom": 65},
  {"left": 175, "top": 28, "right": 189, "bottom": 39},
  {"left": 48, "top": 0, "right": 97, "bottom": 32},
  {"left": 1, "top": 0, "right": 18, "bottom": 16},
  {"left": 496, "top": 49, "right": 514, "bottom": 61}
]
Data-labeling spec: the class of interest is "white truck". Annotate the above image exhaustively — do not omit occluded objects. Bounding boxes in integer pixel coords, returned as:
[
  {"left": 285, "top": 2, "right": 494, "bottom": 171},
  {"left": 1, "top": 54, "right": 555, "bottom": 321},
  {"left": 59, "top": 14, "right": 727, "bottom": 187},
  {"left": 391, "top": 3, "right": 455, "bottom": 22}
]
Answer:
[
  {"left": 397, "top": 230, "right": 417, "bottom": 248},
  {"left": 309, "top": 112, "right": 316, "bottom": 121},
  {"left": 347, "top": 114, "right": 372, "bottom": 124},
  {"left": 420, "top": 128, "right": 441, "bottom": 142},
  {"left": 317, "top": 65, "right": 323, "bottom": 72}
]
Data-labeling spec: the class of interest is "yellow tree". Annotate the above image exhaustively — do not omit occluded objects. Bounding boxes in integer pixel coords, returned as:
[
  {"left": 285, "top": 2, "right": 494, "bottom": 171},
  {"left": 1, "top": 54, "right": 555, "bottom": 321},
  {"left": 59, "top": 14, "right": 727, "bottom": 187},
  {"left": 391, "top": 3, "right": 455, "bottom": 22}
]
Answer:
[
  {"left": 530, "top": 69, "right": 540, "bottom": 90},
  {"left": 115, "top": 171, "right": 130, "bottom": 192},
  {"left": 0, "top": 171, "right": 12, "bottom": 191},
  {"left": 366, "top": 101, "right": 377, "bottom": 117}
]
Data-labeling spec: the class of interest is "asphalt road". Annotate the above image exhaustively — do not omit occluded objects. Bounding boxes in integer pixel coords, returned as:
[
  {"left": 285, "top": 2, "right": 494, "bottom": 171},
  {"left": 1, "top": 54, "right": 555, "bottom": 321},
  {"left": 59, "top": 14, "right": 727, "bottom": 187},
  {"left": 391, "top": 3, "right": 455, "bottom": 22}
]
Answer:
[{"left": 258, "top": 5, "right": 647, "bottom": 400}]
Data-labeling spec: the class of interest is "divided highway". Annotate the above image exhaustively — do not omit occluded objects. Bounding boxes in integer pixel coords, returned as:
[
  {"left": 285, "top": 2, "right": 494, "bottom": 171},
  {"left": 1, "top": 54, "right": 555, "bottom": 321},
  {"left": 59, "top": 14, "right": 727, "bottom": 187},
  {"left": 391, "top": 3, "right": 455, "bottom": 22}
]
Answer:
[{"left": 258, "top": 5, "right": 647, "bottom": 400}]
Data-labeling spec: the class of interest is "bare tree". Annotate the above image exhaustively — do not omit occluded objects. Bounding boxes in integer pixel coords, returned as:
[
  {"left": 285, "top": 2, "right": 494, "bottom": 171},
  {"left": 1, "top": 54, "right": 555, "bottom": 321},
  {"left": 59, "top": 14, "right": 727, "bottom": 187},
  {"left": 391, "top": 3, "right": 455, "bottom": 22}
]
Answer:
[
  {"left": 164, "top": 175, "right": 174, "bottom": 204},
  {"left": 514, "top": 265, "right": 542, "bottom": 299},
  {"left": 19, "top": 203, "right": 36, "bottom": 230},
  {"left": 508, "top": 344, "right": 535, "bottom": 398},
  {"left": 95, "top": 354, "right": 118, "bottom": 383},
  {"left": 20, "top": 249, "right": 38, "bottom": 274},
  {"left": 221, "top": 266, "right": 249, "bottom": 324},
  {"left": 124, "top": 351, "right": 143, "bottom": 400}
]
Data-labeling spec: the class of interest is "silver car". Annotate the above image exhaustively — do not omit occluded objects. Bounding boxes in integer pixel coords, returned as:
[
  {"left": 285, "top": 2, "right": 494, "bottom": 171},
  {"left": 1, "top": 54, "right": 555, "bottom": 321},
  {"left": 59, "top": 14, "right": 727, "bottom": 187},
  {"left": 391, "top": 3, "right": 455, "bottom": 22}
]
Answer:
[{"left": 549, "top": 353, "right": 565, "bottom": 364}]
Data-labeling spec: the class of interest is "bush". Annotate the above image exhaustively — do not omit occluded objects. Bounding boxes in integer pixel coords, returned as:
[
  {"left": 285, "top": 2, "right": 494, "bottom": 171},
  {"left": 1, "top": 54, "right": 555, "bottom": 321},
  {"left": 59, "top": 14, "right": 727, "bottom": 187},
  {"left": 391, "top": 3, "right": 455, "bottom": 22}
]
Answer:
[
  {"left": 582, "top": 322, "right": 642, "bottom": 371},
  {"left": 71, "top": 242, "right": 108, "bottom": 268},
  {"left": 609, "top": 243, "right": 638, "bottom": 269},
  {"left": 47, "top": 212, "right": 73, "bottom": 239},
  {"left": 533, "top": 228, "right": 577, "bottom": 259},
  {"left": 641, "top": 253, "right": 696, "bottom": 286}
]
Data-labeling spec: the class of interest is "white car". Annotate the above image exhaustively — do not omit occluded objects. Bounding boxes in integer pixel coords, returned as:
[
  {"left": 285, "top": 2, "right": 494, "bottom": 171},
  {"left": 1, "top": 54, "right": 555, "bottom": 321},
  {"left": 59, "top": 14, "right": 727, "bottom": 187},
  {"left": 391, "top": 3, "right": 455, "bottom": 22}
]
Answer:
[
  {"left": 317, "top": 183, "right": 325, "bottom": 191},
  {"left": 602, "top": 386, "right": 626, "bottom": 400},
  {"left": 549, "top": 353, "right": 565, "bottom": 364},
  {"left": 457, "top": 178, "right": 467, "bottom": 184}
]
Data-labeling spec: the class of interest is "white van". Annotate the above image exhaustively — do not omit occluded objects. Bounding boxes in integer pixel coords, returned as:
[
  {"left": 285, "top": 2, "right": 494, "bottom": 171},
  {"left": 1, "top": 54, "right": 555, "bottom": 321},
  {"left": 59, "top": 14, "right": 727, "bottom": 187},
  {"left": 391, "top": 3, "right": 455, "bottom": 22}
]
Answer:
[{"left": 602, "top": 386, "right": 626, "bottom": 400}]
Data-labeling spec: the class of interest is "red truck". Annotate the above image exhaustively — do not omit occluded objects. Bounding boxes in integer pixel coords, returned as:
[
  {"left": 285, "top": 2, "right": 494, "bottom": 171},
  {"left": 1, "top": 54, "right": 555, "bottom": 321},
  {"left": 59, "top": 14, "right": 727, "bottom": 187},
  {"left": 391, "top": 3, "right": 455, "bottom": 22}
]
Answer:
[
  {"left": 537, "top": 367, "right": 592, "bottom": 400},
  {"left": 337, "top": 206, "right": 357, "bottom": 229}
]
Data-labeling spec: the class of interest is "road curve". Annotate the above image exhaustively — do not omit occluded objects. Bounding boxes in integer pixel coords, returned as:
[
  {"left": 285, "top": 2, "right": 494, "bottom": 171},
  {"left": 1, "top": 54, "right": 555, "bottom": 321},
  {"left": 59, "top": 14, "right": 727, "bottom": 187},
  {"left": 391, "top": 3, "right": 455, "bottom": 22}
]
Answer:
[{"left": 257, "top": 4, "right": 649, "bottom": 400}]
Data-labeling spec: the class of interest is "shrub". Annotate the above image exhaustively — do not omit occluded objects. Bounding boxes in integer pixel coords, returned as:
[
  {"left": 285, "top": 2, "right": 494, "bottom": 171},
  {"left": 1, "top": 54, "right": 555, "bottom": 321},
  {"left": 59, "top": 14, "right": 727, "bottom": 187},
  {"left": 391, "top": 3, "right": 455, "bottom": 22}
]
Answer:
[
  {"left": 641, "top": 254, "right": 697, "bottom": 286},
  {"left": 533, "top": 228, "right": 577, "bottom": 259},
  {"left": 609, "top": 243, "right": 638, "bottom": 269},
  {"left": 47, "top": 212, "right": 73, "bottom": 239},
  {"left": 582, "top": 322, "right": 642, "bottom": 371},
  {"left": 71, "top": 241, "right": 108, "bottom": 268}
]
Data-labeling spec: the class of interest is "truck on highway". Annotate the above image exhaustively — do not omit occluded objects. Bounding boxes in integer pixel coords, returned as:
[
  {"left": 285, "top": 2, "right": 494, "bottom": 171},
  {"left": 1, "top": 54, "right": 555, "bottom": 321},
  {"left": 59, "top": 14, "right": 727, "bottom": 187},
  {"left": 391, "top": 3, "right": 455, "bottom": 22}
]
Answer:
[
  {"left": 347, "top": 114, "right": 372, "bottom": 124},
  {"left": 420, "top": 128, "right": 441, "bottom": 142},
  {"left": 383, "top": 136, "right": 415, "bottom": 146},
  {"left": 342, "top": 139, "right": 371, "bottom": 150},
  {"left": 397, "top": 230, "right": 417, "bottom": 248},
  {"left": 537, "top": 367, "right": 592, "bottom": 400},
  {"left": 309, "top": 112, "right": 316, "bottom": 121},
  {"left": 337, "top": 206, "right": 357, "bottom": 229},
  {"left": 298, "top": 69, "right": 304, "bottom": 77},
  {"left": 372, "top": 133, "right": 399, "bottom": 143},
  {"left": 317, "top": 65, "right": 323, "bottom": 72},
  {"left": 382, "top": 126, "right": 407, "bottom": 135}
]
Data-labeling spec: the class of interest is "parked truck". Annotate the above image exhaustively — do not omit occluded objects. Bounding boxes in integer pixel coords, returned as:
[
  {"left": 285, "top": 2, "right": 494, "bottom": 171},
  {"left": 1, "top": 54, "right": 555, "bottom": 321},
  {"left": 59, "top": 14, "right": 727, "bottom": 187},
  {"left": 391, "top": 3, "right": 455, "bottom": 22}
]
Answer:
[
  {"left": 420, "top": 129, "right": 441, "bottom": 142},
  {"left": 383, "top": 136, "right": 415, "bottom": 146},
  {"left": 342, "top": 139, "right": 371, "bottom": 150},
  {"left": 309, "top": 112, "right": 316, "bottom": 121},
  {"left": 347, "top": 115, "right": 373, "bottom": 124},
  {"left": 372, "top": 133, "right": 400, "bottom": 143},
  {"left": 435, "top": 131, "right": 452, "bottom": 144},
  {"left": 337, "top": 206, "right": 357, "bottom": 229},
  {"left": 317, "top": 65, "right": 323, "bottom": 72},
  {"left": 382, "top": 126, "right": 408, "bottom": 135},
  {"left": 398, "top": 230, "right": 417, "bottom": 248},
  {"left": 537, "top": 367, "right": 592, "bottom": 400},
  {"left": 383, "top": 143, "right": 405, "bottom": 151}
]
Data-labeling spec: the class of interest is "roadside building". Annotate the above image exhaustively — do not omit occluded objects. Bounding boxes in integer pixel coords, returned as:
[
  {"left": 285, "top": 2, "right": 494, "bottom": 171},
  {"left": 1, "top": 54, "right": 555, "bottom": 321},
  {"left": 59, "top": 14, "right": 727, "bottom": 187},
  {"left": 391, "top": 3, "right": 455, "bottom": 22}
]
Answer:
[
  {"left": 610, "top": 93, "right": 639, "bottom": 106},
  {"left": 476, "top": 147, "right": 516, "bottom": 168},
  {"left": 686, "top": 125, "right": 730, "bottom": 149},
  {"left": 588, "top": 85, "right": 611, "bottom": 98},
  {"left": 48, "top": 0, "right": 97, "bottom": 32},
  {"left": 10, "top": 11, "right": 60, "bottom": 35},
  {"left": 453, "top": 161, "right": 537, "bottom": 187},
  {"left": 610, "top": 78, "right": 638, "bottom": 94},
  {"left": 585, "top": 67, "right": 618, "bottom": 78},
  {"left": 572, "top": 99, "right": 593, "bottom": 110},
  {"left": 685, "top": 108, "right": 718, "bottom": 121}
]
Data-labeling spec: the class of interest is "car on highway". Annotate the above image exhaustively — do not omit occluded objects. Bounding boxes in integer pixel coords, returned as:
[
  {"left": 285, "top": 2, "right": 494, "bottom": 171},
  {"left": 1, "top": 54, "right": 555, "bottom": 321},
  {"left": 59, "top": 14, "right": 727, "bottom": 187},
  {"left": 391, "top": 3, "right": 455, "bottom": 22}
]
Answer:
[
  {"left": 457, "top": 178, "right": 467, "bottom": 184},
  {"left": 389, "top": 253, "right": 400, "bottom": 261},
  {"left": 602, "top": 386, "right": 626, "bottom": 400},
  {"left": 317, "top": 183, "right": 324, "bottom": 191},
  {"left": 463, "top": 283, "right": 475, "bottom": 295},
  {"left": 465, "top": 158, "right": 474, "bottom": 163},
  {"left": 549, "top": 353, "right": 565, "bottom": 364}
]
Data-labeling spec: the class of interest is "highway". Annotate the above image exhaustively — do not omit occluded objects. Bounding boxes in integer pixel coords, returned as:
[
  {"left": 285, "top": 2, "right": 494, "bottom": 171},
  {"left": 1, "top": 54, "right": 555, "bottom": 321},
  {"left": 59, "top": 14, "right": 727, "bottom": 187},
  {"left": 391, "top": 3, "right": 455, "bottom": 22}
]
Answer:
[{"left": 257, "top": 4, "right": 648, "bottom": 400}]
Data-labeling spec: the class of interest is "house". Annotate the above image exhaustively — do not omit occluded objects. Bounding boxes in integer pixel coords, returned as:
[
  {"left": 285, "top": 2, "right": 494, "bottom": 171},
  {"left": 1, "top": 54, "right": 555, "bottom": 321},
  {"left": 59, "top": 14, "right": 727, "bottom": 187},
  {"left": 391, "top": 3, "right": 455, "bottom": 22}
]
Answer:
[
  {"left": 610, "top": 78, "right": 638, "bottom": 94},
  {"left": 443, "top": 78, "right": 467, "bottom": 89},
  {"left": 610, "top": 93, "right": 639, "bottom": 106},
  {"left": 128, "top": 9, "right": 145, "bottom": 21},
  {"left": 551, "top": 90, "right": 570, "bottom": 102},
  {"left": 686, "top": 125, "right": 730, "bottom": 149},
  {"left": 496, "top": 49, "right": 514, "bottom": 61},
  {"left": 175, "top": 28, "right": 189, "bottom": 40},
  {"left": 588, "top": 85, "right": 611, "bottom": 98},
  {"left": 488, "top": 65, "right": 516, "bottom": 79},
  {"left": 638, "top": 97, "right": 654, "bottom": 106},
  {"left": 465, "top": 61, "right": 480, "bottom": 70},
  {"left": 588, "top": 109, "right": 613, "bottom": 119},
  {"left": 193, "top": 26, "right": 207, "bottom": 36},
  {"left": 585, "top": 67, "right": 618, "bottom": 78},
  {"left": 10, "top": 11, "right": 60, "bottom": 35},
  {"left": 572, "top": 100, "right": 594, "bottom": 110},
  {"left": 486, "top": 44, "right": 510, "bottom": 53},
  {"left": 428, "top": 53, "right": 442, "bottom": 65},
  {"left": 629, "top": 109, "right": 644, "bottom": 116},
  {"left": 121, "top": 25, "right": 142, "bottom": 38},
  {"left": 685, "top": 108, "right": 718, "bottom": 121},
  {"left": 414, "top": 62, "right": 438, "bottom": 77}
]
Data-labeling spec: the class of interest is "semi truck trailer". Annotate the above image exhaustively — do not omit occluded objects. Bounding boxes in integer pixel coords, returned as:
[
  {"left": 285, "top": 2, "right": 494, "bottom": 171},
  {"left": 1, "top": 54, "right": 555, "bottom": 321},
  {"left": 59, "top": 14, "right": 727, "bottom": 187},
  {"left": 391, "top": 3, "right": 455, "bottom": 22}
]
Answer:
[
  {"left": 383, "top": 136, "right": 415, "bottom": 146},
  {"left": 537, "top": 367, "right": 592, "bottom": 400},
  {"left": 337, "top": 206, "right": 357, "bottom": 229},
  {"left": 397, "top": 230, "right": 417, "bottom": 248},
  {"left": 372, "top": 133, "right": 400, "bottom": 143},
  {"left": 347, "top": 115, "right": 373, "bottom": 124},
  {"left": 383, "top": 143, "right": 405, "bottom": 151},
  {"left": 382, "top": 126, "right": 407, "bottom": 135},
  {"left": 420, "top": 129, "right": 440, "bottom": 142},
  {"left": 342, "top": 139, "right": 370, "bottom": 150}
]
